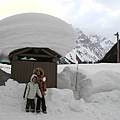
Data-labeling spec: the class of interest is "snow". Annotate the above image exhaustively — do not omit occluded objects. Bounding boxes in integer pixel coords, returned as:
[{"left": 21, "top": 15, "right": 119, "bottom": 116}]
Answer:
[
  {"left": 0, "top": 12, "right": 119, "bottom": 120},
  {"left": 0, "top": 63, "right": 120, "bottom": 120},
  {"left": 0, "top": 13, "right": 77, "bottom": 62}
]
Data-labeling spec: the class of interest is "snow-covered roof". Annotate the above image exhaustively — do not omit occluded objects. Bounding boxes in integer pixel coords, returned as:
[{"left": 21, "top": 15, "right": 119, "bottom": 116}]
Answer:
[{"left": 0, "top": 13, "right": 77, "bottom": 62}]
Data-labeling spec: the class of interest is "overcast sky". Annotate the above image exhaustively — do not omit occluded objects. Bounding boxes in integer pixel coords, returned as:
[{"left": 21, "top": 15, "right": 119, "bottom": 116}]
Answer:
[{"left": 0, "top": 0, "right": 120, "bottom": 43}]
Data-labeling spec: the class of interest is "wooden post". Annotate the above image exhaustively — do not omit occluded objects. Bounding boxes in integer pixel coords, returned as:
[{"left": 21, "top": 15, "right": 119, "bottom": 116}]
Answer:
[
  {"left": 75, "top": 61, "right": 78, "bottom": 91},
  {"left": 114, "top": 32, "right": 119, "bottom": 63}
]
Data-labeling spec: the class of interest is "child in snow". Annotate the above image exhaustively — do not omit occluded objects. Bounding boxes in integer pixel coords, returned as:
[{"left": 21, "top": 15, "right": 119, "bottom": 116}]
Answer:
[{"left": 24, "top": 74, "right": 42, "bottom": 113}]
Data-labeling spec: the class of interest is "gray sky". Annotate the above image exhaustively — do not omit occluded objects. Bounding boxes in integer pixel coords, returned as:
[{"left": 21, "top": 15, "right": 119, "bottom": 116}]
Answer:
[{"left": 0, "top": 0, "right": 120, "bottom": 43}]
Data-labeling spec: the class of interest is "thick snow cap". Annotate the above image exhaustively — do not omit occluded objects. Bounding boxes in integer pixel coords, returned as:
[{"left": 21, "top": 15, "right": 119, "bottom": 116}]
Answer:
[{"left": 0, "top": 13, "right": 77, "bottom": 62}]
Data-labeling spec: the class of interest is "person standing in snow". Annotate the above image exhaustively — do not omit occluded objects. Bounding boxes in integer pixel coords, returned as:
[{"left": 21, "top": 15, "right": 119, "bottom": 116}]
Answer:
[
  {"left": 24, "top": 74, "right": 42, "bottom": 113},
  {"left": 33, "top": 68, "right": 47, "bottom": 114}
]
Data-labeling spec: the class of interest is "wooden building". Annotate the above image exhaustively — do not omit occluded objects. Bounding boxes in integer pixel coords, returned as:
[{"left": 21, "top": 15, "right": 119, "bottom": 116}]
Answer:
[
  {"left": 99, "top": 41, "right": 120, "bottom": 63},
  {"left": 9, "top": 47, "right": 61, "bottom": 88}
]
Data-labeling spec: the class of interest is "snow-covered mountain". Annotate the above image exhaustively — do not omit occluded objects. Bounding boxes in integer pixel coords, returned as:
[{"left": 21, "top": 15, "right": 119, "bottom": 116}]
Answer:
[{"left": 60, "top": 28, "right": 114, "bottom": 64}]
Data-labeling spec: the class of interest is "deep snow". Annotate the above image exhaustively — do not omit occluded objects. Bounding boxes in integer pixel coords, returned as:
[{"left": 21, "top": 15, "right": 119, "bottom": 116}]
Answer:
[
  {"left": 0, "top": 63, "right": 120, "bottom": 120},
  {"left": 0, "top": 13, "right": 77, "bottom": 62}
]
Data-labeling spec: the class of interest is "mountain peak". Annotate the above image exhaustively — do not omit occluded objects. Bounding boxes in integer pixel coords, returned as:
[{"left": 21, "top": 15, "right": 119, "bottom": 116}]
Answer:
[{"left": 60, "top": 28, "right": 114, "bottom": 64}]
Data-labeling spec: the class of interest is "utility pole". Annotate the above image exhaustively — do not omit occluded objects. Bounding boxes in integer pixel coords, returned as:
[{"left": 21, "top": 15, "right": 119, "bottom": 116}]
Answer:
[{"left": 114, "top": 32, "right": 119, "bottom": 63}]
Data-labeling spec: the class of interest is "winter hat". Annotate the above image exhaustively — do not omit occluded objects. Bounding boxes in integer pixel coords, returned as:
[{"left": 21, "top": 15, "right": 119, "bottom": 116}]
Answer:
[
  {"left": 30, "top": 74, "right": 38, "bottom": 82},
  {"left": 33, "top": 67, "right": 44, "bottom": 77}
]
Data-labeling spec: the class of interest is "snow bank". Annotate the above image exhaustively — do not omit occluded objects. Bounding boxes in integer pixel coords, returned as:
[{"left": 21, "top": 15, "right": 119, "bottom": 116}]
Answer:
[
  {"left": 1, "top": 64, "right": 120, "bottom": 120},
  {"left": 57, "top": 66, "right": 87, "bottom": 89},
  {"left": 46, "top": 88, "right": 83, "bottom": 113},
  {"left": 0, "top": 79, "right": 25, "bottom": 106},
  {"left": 79, "top": 70, "right": 120, "bottom": 100},
  {"left": 87, "top": 89, "right": 120, "bottom": 103},
  {"left": 0, "top": 79, "right": 83, "bottom": 113},
  {"left": 57, "top": 64, "right": 120, "bottom": 102}
]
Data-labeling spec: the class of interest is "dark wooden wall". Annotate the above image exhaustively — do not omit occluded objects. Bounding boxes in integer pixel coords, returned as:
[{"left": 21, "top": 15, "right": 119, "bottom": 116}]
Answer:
[{"left": 11, "top": 60, "right": 57, "bottom": 88}]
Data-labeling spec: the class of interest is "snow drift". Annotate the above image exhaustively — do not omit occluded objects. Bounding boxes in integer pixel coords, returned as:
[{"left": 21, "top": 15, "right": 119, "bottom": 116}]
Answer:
[
  {"left": 1, "top": 63, "right": 120, "bottom": 120},
  {"left": 0, "top": 13, "right": 77, "bottom": 62},
  {"left": 0, "top": 79, "right": 83, "bottom": 113},
  {"left": 57, "top": 64, "right": 120, "bottom": 102}
]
